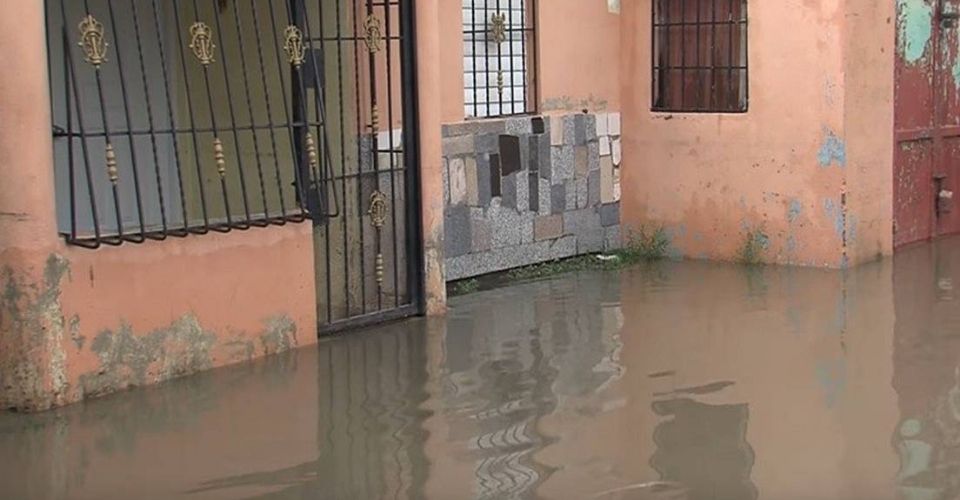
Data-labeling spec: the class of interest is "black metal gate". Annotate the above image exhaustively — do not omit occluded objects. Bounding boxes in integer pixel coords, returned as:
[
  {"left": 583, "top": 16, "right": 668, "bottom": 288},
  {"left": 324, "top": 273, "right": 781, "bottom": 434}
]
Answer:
[{"left": 44, "top": 0, "right": 422, "bottom": 333}]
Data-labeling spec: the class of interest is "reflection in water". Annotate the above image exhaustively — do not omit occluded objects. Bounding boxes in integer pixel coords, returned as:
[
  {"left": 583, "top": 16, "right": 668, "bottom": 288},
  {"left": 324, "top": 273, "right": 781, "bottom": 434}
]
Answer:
[
  {"left": 651, "top": 398, "right": 757, "bottom": 500},
  {"left": 6, "top": 237, "right": 960, "bottom": 498}
]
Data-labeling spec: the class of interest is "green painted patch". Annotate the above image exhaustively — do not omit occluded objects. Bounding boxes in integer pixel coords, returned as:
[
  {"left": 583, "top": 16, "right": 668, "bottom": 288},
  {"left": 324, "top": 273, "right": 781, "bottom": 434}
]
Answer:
[{"left": 897, "top": 0, "right": 933, "bottom": 64}]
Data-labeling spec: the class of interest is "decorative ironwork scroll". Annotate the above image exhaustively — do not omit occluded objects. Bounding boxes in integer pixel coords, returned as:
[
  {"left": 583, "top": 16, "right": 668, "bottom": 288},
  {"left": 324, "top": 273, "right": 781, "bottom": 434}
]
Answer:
[
  {"left": 369, "top": 191, "right": 388, "bottom": 286},
  {"left": 189, "top": 22, "right": 215, "bottom": 65},
  {"left": 489, "top": 12, "right": 507, "bottom": 44},
  {"left": 363, "top": 14, "right": 382, "bottom": 53},
  {"left": 283, "top": 25, "right": 306, "bottom": 68},
  {"left": 78, "top": 14, "right": 108, "bottom": 68}
]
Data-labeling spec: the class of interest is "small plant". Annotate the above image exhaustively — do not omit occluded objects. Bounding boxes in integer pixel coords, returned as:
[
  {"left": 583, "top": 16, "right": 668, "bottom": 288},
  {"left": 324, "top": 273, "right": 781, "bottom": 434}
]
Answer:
[
  {"left": 739, "top": 228, "right": 769, "bottom": 265},
  {"left": 620, "top": 225, "right": 670, "bottom": 262},
  {"left": 450, "top": 278, "right": 480, "bottom": 296}
]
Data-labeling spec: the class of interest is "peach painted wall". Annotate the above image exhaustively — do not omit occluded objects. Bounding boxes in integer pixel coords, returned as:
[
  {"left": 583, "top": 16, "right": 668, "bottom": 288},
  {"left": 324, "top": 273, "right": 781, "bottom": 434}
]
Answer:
[
  {"left": 439, "top": 0, "right": 622, "bottom": 123},
  {"left": 620, "top": 0, "right": 894, "bottom": 267}
]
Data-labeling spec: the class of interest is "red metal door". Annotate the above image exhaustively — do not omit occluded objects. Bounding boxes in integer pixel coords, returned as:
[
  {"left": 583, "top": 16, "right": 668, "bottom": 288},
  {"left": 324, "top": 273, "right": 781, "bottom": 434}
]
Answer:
[{"left": 895, "top": 0, "right": 960, "bottom": 247}]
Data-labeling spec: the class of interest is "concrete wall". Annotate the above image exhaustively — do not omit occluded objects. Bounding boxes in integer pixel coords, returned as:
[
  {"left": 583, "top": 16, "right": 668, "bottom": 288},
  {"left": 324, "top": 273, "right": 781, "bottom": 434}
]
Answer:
[{"left": 620, "top": 0, "right": 895, "bottom": 267}]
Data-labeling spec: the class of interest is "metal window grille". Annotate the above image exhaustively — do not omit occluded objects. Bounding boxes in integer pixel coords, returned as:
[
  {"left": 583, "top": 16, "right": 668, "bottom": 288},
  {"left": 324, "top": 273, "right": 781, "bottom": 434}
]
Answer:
[
  {"left": 462, "top": 0, "right": 538, "bottom": 119},
  {"left": 44, "top": 0, "right": 355, "bottom": 248},
  {"left": 652, "top": 0, "right": 748, "bottom": 113}
]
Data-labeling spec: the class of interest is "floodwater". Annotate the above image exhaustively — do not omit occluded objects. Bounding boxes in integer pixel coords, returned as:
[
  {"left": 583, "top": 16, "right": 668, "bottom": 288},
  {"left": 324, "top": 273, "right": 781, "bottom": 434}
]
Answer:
[{"left": 3, "top": 238, "right": 960, "bottom": 500}]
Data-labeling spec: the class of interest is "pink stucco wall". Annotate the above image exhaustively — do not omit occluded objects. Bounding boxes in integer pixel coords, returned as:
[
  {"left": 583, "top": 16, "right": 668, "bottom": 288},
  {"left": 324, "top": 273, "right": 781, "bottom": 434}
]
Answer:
[{"left": 620, "top": 0, "right": 894, "bottom": 267}]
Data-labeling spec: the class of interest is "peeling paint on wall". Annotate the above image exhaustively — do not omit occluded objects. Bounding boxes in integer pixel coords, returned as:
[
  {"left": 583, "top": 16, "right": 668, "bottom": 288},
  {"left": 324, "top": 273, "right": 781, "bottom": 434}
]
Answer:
[
  {"left": 897, "top": 0, "right": 933, "bottom": 64},
  {"left": 823, "top": 198, "right": 846, "bottom": 240},
  {"left": 818, "top": 129, "right": 847, "bottom": 168},
  {"left": 0, "top": 255, "right": 69, "bottom": 411},
  {"left": 607, "top": 0, "right": 621, "bottom": 14}
]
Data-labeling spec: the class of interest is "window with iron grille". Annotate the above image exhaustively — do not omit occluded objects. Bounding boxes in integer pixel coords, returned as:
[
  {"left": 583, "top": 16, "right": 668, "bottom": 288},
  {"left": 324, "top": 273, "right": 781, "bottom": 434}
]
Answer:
[
  {"left": 652, "top": 0, "right": 748, "bottom": 113},
  {"left": 462, "top": 0, "right": 538, "bottom": 119}
]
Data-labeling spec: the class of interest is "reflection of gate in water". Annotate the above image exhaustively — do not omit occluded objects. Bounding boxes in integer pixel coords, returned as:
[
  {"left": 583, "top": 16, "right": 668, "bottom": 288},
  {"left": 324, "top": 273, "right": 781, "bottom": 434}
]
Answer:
[{"left": 45, "top": 0, "right": 422, "bottom": 332}]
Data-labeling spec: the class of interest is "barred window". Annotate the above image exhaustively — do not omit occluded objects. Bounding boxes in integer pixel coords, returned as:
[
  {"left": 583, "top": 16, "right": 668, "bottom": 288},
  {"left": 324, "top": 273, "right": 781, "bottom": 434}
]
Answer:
[
  {"left": 652, "top": 0, "right": 748, "bottom": 113},
  {"left": 462, "top": 0, "right": 538, "bottom": 119}
]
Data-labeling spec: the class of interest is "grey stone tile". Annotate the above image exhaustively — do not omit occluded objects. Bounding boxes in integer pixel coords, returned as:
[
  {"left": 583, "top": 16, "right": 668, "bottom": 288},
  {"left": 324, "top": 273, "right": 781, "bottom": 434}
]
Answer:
[
  {"left": 550, "top": 145, "right": 574, "bottom": 182},
  {"left": 551, "top": 183, "right": 566, "bottom": 215},
  {"left": 442, "top": 157, "right": 450, "bottom": 205},
  {"left": 490, "top": 154, "right": 502, "bottom": 197},
  {"left": 574, "top": 114, "right": 587, "bottom": 145},
  {"left": 528, "top": 172, "right": 540, "bottom": 212},
  {"left": 604, "top": 225, "right": 622, "bottom": 251},
  {"left": 538, "top": 178, "right": 551, "bottom": 216},
  {"left": 489, "top": 204, "right": 526, "bottom": 248},
  {"left": 502, "top": 173, "right": 518, "bottom": 210},
  {"left": 522, "top": 213, "right": 535, "bottom": 244},
  {"left": 565, "top": 179, "right": 577, "bottom": 210},
  {"left": 443, "top": 120, "right": 506, "bottom": 137},
  {"left": 564, "top": 208, "right": 604, "bottom": 253},
  {"left": 506, "top": 116, "right": 533, "bottom": 135},
  {"left": 449, "top": 157, "right": 467, "bottom": 206},
  {"left": 475, "top": 134, "right": 499, "bottom": 154},
  {"left": 476, "top": 154, "right": 492, "bottom": 206},
  {"left": 563, "top": 115, "right": 576, "bottom": 145},
  {"left": 499, "top": 135, "right": 522, "bottom": 176},
  {"left": 535, "top": 214, "right": 563, "bottom": 241},
  {"left": 443, "top": 135, "right": 475, "bottom": 156},
  {"left": 471, "top": 217, "right": 492, "bottom": 253},
  {"left": 465, "top": 156, "right": 479, "bottom": 206},
  {"left": 532, "top": 116, "right": 546, "bottom": 134},
  {"left": 444, "top": 204, "right": 472, "bottom": 258},
  {"left": 585, "top": 114, "right": 598, "bottom": 141},
  {"left": 516, "top": 171, "right": 529, "bottom": 213},
  {"left": 588, "top": 141, "right": 600, "bottom": 171},
  {"left": 444, "top": 235, "right": 578, "bottom": 280},
  {"left": 575, "top": 146, "right": 589, "bottom": 178},
  {"left": 600, "top": 202, "right": 620, "bottom": 227},
  {"left": 575, "top": 178, "right": 588, "bottom": 209},
  {"left": 588, "top": 169, "right": 602, "bottom": 208}
]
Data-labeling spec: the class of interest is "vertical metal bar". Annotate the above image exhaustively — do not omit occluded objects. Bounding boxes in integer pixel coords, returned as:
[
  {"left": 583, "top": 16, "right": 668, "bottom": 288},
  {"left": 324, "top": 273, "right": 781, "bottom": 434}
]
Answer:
[
  {"left": 400, "top": 0, "right": 424, "bottom": 312},
  {"left": 694, "top": 0, "right": 701, "bottom": 109},
  {"left": 742, "top": 0, "right": 748, "bottom": 110},
  {"left": 727, "top": 0, "right": 734, "bottom": 110},
  {"left": 519, "top": 0, "right": 527, "bottom": 113},
  {"left": 336, "top": 0, "right": 352, "bottom": 316},
  {"left": 230, "top": 0, "right": 271, "bottom": 223},
  {"left": 471, "top": 1, "right": 479, "bottom": 116},
  {"left": 364, "top": 0, "right": 385, "bottom": 309},
  {"left": 130, "top": 0, "right": 170, "bottom": 238},
  {"left": 251, "top": 0, "right": 290, "bottom": 221},
  {"left": 384, "top": 0, "right": 400, "bottom": 307},
  {"left": 150, "top": 0, "right": 192, "bottom": 234},
  {"left": 483, "top": 0, "right": 489, "bottom": 115},
  {"left": 170, "top": 0, "right": 212, "bottom": 231},
  {"left": 309, "top": 0, "right": 334, "bottom": 323},
  {"left": 495, "top": 0, "right": 503, "bottom": 115},
  {"left": 81, "top": 0, "right": 125, "bottom": 244},
  {"left": 61, "top": 23, "right": 103, "bottom": 246},
  {"left": 507, "top": 0, "right": 515, "bottom": 114},
  {"left": 200, "top": 0, "right": 246, "bottom": 229},
  {"left": 679, "top": 0, "right": 686, "bottom": 109},
  {"left": 64, "top": 24, "right": 79, "bottom": 243},
  {"left": 263, "top": 0, "right": 298, "bottom": 220},
  {"left": 711, "top": 0, "right": 718, "bottom": 109},
  {"left": 355, "top": 0, "right": 369, "bottom": 312},
  {"left": 106, "top": 0, "right": 148, "bottom": 241}
]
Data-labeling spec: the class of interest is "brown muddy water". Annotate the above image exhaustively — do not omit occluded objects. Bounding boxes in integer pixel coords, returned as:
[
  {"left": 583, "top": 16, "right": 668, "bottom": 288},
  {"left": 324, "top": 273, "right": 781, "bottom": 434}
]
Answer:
[{"left": 3, "top": 238, "right": 960, "bottom": 499}]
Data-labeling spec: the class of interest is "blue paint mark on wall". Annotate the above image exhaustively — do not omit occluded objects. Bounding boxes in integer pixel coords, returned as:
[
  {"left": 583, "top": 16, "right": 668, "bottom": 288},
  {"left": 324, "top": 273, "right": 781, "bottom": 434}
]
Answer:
[
  {"left": 897, "top": 0, "right": 933, "bottom": 65},
  {"left": 818, "top": 129, "right": 847, "bottom": 168},
  {"left": 787, "top": 199, "right": 803, "bottom": 223},
  {"left": 823, "top": 198, "right": 845, "bottom": 239},
  {"left": 816, "top": 359, "right": 848, "bottom": 409}
]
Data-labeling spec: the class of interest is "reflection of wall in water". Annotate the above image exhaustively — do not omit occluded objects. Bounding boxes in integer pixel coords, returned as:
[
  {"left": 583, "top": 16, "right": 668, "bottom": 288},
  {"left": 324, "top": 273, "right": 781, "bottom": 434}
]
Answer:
[
  {"left": 441, "top": 273, "right": 626, "bottom": 499},
  {"left": 893, "top": 241, "right": 960, "bottom": 500},
  {"left": 651, "top": 397, "right": 758, "bottom": 500}
]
